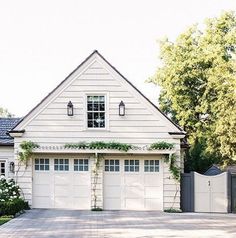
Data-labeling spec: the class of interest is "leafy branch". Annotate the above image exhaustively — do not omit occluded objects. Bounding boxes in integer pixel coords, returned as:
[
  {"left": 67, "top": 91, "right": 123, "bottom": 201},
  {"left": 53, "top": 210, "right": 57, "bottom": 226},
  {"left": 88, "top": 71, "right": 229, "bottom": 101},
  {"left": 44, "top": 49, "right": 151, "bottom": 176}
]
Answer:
[
  {"left": 18, "top": 141, "right": 39, "bottom": 166},
  {"left": 148, "top": 141, "right": 174, "bottom": 150}
]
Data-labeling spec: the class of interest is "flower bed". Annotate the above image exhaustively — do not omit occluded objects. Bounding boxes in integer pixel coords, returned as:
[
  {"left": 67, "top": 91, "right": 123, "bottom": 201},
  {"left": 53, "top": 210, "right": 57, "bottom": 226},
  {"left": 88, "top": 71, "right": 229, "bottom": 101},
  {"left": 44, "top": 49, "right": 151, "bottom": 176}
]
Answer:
[{"left": 0, "top": 176, "right": 29, "bottom": 216}]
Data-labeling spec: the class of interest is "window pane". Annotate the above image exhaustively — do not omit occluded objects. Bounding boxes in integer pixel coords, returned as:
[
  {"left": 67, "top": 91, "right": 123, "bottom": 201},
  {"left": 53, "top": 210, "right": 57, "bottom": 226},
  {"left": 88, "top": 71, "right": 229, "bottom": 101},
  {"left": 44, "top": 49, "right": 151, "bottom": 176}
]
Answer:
[
  {"left": 74, "top": 165, "right": 78, "bottom": 171},
  {"left": 55, "top": 159, "right": 58, "bottom": 164},
  {"left": 54, "top": 165, "right": 58, "bottom": 171},
  {"left": 105, "top": 166, "right": 109, "bottom": 171},
  {"left": 115, "top": 166, "right": 119, "bottom": 172},
  {"left": 105, "top": 160, "right": 109, "bottom": 165},
  {"left": 150, "top": 166, "right": 154, "bottom": 172},
  {"left": 79, "top": 165, "right": 83, "bottom": 171},
  {"left": 125, "top": 166, "right": 129, "bottom": 172},
  {"left": 87, "top": 104, "right": 93, "bottom": 111},
  {"left": 45, "top": 159, "right": 49, "bottom": 164},
  {"left": 155, "top": 166, "right": 159, "bottom": 172},
  {"left": 40, "top": 165, "right": 44, "bottom": 170},
  {"left": 150, "top": 160, "right": 154, "bottom": 165},
  {"left": 100, "top": 103, "right": 105, "bottom": 111},
  {"left": 88, "top": 120, "right": 93, "bottom": 128},
  {"left": 59, "top": 159, "right": 63, "bottom": 164},
  {"left": 35, "top": 165, "right": 39, "bottom": 170},
  {"left": 110, "top": 166, "right": 114, "bottom": 171},
  {"left": 65, "top": 159, "right": 69, "bottom": 164},
  {"left": 94, "top": 120, "right": 99, "bottom": 128},
  {"left": 40, "top": 159, "right": 44, "bottom": 164},
  {"left": 135, "top": 160, "right": 139, "bottom": 165},
  {"left": 144, "top": 160, "right": 149, "bottom": 166},
  {"left": 125, "top": 160, "right": 129, "bottom": 165},
  {"left": 84, "top": 166, "right": 88, "bottom": 171},
  {"left": 135, "top": 166, "right": 139, "bottom": 172},
  {"left": 45, "top": 165, "right": 49, "bottom": 171},
  {"left": 115, "top": 160, "right": 119, "bottom": 165},
  {"left": 84, "top": 159, "right": 88, "bottom": 164},
  {"left": 35, "top": 159, "right": 39, "bottom": 164},
  {"left": 110, "top": 160, "right": 114, "bottom": 165},
  {"left": 59, "top": 165, "right": 63, "bottom": 170},
  {"left": 144, "top": 166, "right": 148, "bottom": 172},
  {"left": 155, "top": 160, "right": 159, "bottom": 165},
  {"left": 74, "top": 159, "right": 78, "bottom": 164},
  {"left": 130, "top": 160, "right": 134, "bottom": 165},
  {"left": 93, "top": 104, "right": 99, "bottom": 111},
  {"left": 130, "top": 166, "right": 134, "bottom": 172},
  {"left": 65, "top": 165, "right": 69, "bottom": 171}
]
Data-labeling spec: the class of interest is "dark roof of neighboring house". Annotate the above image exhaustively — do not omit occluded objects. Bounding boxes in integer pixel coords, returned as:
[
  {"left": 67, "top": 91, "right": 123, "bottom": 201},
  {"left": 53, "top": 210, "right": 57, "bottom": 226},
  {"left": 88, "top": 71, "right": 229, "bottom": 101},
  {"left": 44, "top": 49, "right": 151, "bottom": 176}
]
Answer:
[{"left": 0, "top": 118, "right": 21, "bottom": 145}]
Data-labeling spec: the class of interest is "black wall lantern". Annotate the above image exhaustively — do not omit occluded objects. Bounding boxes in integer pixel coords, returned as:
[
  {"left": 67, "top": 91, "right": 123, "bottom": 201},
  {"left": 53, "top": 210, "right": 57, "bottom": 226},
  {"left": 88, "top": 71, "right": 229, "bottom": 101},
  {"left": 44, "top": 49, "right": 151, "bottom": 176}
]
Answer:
[
  {"left": 119, "top": 101, "right": 125, "bottom": 116},
  {"left": 67, "top": 101, "right": 74, "bottom": 116},
  {"left": 10, "top": 162, "right": 15, "bottom": 173}
]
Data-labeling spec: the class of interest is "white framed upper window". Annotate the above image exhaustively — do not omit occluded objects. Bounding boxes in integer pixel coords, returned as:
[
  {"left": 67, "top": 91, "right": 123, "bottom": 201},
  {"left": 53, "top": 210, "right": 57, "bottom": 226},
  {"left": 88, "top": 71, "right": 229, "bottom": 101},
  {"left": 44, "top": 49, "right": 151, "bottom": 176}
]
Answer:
[
  {"left": 35, "top": 159, "right": 50, "bottom": 171},
  {"left": 87, "top": 95, "right": 106, "bottom": 128},
  {"left": 0, "top": 160, "right": 6, "bottom": 176}
]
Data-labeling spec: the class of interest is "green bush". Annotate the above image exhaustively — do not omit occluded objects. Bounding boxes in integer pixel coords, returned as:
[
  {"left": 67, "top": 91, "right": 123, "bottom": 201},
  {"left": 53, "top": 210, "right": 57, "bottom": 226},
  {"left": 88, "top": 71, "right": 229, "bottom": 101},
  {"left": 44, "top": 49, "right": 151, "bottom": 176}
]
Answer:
[
  {"left": 0, "top": 198, "right": 29, "bottom": 216},
  {"left": 0, "top": 177, "right": 29, "bottom": 216},
  {"left": 148, "top": 141, "right": 174, "bottom": 150}
]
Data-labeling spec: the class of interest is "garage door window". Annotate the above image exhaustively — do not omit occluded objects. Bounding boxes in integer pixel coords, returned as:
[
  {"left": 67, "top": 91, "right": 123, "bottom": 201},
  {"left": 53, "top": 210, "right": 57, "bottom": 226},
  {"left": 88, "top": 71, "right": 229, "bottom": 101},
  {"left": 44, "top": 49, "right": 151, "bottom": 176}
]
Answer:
[
  {"left": 104, "top": 160, "right": 119, "bottom": 172},
  {"left": 74, "top": 159, "right": 89, "bottom": 171},
  {"left": 54, "top": 159, "right": 69, "bottom": 171},
  {"left": 35, "top": 159, "right": 49, "bottom": 171},
  {"left": 144, "top": 160, "right": 159, "bottom": 172},
  {"left": 124, "top": 160, "right": 139, "bottom": 172}
]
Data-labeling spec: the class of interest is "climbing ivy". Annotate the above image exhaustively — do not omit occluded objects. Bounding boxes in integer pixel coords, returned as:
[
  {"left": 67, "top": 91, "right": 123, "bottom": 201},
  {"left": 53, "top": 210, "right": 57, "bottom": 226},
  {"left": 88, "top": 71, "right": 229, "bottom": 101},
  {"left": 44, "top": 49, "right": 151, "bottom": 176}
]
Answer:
[
  {"left": 148, "top": 141, "right": 174, "bottom": 150},
  {"left": 65, "top": 141, "right": 134, "bottom": 152},
  {"left": 18, "top": 141, "right": 39, "bottom": 166},
  {"left": 164, "top": 154, "right": 181, "bottom": 182}
]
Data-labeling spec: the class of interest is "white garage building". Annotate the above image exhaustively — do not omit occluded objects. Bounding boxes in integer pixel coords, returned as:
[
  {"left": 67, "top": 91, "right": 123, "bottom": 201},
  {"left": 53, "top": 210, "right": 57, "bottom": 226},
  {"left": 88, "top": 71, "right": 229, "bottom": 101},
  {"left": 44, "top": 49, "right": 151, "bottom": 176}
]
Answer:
[{"left": 6, "top": 51, "right": 185, "bottom": 210}]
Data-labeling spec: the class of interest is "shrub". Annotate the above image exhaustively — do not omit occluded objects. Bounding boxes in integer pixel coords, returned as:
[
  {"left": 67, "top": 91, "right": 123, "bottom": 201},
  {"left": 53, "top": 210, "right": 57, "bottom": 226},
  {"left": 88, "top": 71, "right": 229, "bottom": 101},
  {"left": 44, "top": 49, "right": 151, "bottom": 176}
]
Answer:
[
  {"left": 0, "top": 176, "right": 29, "bottom": 216},
  {"left": 0, "top": 198, "right": 29, "bottom": 216},
  {"left": 148, "top": 141, "right": 174, "bottom": 150}
]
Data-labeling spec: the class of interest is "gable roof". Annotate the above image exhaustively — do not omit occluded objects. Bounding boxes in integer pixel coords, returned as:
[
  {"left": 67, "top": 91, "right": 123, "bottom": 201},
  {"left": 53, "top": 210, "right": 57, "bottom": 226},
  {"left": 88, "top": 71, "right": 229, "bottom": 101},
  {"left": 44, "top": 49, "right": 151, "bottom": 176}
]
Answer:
[
  {"left": 11, "top": 50, "right": 184, "bottom": 133},
  {"left": 0, "top": 118, "right": 21, "bottom": 145}
]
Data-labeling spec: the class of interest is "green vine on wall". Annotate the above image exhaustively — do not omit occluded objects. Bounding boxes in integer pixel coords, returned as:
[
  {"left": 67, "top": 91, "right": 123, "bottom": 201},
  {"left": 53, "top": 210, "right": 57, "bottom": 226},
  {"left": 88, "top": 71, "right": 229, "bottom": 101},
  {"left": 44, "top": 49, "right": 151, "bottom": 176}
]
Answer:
[
  {"left": 18, "top": 141, "right": 40, "bottom": 166},
  {"left": 65, "top": 141, "right": 174, "bottom": 151},
  {"left": 164, "top": 154, "right": 181, "bottom": 182},
  {"left": 65, "top": 141, "right": 134, "bottom": 152}
]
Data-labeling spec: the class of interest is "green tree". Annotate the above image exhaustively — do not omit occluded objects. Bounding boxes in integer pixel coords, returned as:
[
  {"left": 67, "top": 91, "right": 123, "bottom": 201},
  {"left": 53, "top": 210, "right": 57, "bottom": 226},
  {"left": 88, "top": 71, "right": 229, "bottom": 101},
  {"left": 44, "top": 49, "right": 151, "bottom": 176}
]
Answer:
[
  {"left": 0, "top": 107, "right": 14, "bottom": 118},
  {"left": 149, "top": 11, "right": 236, "bottom": 171}
]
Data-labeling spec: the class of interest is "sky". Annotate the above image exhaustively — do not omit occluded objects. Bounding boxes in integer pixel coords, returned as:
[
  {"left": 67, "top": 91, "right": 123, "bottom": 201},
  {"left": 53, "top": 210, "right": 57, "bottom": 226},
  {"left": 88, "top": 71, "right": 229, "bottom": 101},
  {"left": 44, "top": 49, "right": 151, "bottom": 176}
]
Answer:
[{"left": 0, "top": 0, "right": 235, "bottom": 117}]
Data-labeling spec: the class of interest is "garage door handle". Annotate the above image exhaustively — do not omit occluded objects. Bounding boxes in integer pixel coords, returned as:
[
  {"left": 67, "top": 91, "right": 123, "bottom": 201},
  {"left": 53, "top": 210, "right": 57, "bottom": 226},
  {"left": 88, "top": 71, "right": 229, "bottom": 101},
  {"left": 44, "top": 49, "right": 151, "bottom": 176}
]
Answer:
[{"left": 208, "top": 181, "right": 210, "bottom": 186}]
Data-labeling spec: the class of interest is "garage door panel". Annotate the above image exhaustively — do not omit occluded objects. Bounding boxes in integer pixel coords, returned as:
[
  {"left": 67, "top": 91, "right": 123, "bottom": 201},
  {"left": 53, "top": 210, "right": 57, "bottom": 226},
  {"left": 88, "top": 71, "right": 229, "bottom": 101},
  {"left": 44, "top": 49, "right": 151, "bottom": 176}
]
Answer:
[
  {"left": 125, "top": 186, "right": 144, "bottom": 198},
  {"left": 104, "top": 198, "right": 121, "bottom": 210},
  {"left": 104, "top": 186, "right": 121, "bottom": 198},
  {"left": 124, "top": 175, "right": 142, "bottom": 185},
  {"left": 54, "top": 174, "right": 71, "bottom": 185},
  {"left": 104, "top": 174, "right": 121, "bottom": 186},
  {"left": 33, "top": 158, "right": 91, "bottom": 209},
  {"left": 144, "top": 175, "right": 161, "bottom": 186},
  {"left": 145, "top": 198, "right": 162, "bottom": 210},
  {"left": 145, "top": 186, "right": 161, "bottom": 198},
  {"left": 73, "top": 198, "right": 91, "bottom": 209},
  {"left": 34, "top": 173, "right": 51, "bottom": 184},
  {"left": 33, "top": 196, "right": 51, "bottom": 208},
  {"left": 73, "top": 174, "right": 90, "bottom": 186},
  {"left": 34, "top": 184, "right": 51, "bottom": 196},
  {"left": 125, "top": 198, "right": 144, "bottom": 210},
  {"left": 73, "top": 185, "right": 90, "bottom": 197},
  {"left": 54, "top": 197, "right": 71, "bottom": 208}
]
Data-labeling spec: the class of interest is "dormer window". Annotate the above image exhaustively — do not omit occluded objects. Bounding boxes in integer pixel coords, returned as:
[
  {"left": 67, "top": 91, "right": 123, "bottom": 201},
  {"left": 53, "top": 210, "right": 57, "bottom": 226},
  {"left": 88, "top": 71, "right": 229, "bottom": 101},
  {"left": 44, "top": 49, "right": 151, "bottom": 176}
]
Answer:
[{"left": 87, "top": 95, "right": 105, "bottom": 128}]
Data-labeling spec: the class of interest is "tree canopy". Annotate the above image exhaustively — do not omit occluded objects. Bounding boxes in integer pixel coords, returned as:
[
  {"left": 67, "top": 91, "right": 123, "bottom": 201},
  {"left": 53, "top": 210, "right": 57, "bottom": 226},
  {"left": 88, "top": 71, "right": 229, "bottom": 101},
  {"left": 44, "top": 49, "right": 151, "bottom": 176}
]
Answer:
[
  {"left": 0, "top": 107, "right": 14, "bottom": 118},
  {"left": 150, "top": 11, "right": 236, "bottom": 171}
]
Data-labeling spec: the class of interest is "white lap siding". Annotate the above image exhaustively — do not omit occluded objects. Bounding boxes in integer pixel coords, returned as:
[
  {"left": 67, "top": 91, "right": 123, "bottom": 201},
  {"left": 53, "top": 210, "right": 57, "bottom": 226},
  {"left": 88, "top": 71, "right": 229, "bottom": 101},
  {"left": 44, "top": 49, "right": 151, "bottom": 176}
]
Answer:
[
  {"left": 0, "top": 146, "right": 15, "bottom": 178},
  {"left": 12, "top": 54, "right": 183, "bottom": 210}
]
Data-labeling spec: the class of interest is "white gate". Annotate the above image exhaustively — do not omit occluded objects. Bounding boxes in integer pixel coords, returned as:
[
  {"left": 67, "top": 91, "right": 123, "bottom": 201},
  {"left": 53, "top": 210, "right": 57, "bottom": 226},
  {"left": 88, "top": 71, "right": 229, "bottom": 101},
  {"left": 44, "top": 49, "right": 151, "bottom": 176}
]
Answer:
[{"left": 194, "top": 172, "right": 228, "bottom": 213}]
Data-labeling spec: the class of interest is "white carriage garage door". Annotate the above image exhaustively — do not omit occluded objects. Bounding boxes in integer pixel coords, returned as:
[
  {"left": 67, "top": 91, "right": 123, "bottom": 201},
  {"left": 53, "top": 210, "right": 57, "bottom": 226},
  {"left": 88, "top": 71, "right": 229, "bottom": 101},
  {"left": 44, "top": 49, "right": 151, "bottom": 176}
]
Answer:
[
  {"left": 32, "top": 158, "right": 91, "bottom": 209},
  {"left": 103, "top": 156, "right": 163, "bottom": 210}
]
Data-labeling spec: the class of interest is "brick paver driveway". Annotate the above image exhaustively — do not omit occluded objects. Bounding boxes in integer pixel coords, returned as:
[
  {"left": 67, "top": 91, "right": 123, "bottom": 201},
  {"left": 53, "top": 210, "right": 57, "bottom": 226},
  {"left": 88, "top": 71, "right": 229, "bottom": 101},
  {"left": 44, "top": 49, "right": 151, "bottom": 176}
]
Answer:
[{"left": 0, "top": 209, "right": 236, "bottom": 238}]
